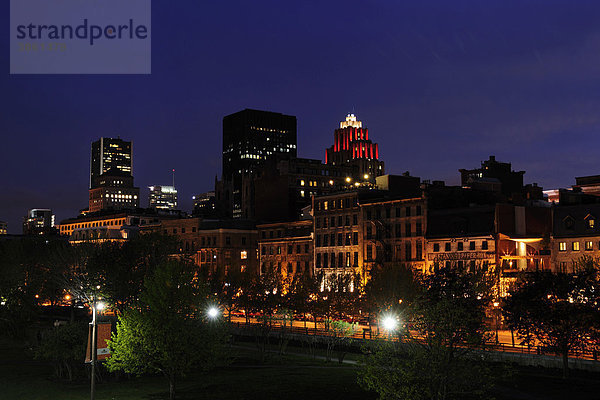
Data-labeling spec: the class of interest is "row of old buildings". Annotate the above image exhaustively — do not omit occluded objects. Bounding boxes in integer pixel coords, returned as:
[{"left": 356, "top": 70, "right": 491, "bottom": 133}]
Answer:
[{"left": 13, "top": 108, "right": 598, "bottom": 298}]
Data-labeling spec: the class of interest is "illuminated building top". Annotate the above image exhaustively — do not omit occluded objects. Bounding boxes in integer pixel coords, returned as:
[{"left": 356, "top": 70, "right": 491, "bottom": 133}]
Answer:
[
  {"left": 325, "top": 113, "right": 384, "bottom": 180},
  {"left": 340, "top": 113, "right": 362, "bottom": 129}
]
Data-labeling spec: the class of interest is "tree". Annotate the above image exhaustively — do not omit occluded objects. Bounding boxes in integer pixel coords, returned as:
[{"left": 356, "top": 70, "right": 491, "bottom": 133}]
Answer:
[
  {"left": 503, "top": 263, "right": 600, "bottom": 378},
  {"left": 364, "top": 263, "right": 419, "bottom": 330},
  {"left": 35, "top": 322, "right": 87, "bottom": 381},
  {"left": 359, "top": 264, "right": 496, "bottom": 400},
  {"left": 107, "top": 259, "right": 228, "bottom": 400}
]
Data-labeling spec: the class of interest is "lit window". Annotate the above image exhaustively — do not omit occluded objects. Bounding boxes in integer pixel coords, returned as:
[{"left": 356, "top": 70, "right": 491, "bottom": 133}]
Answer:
[
  {"left": 573, "top": 242, "right": 580, "bottom": 251},
  {"left": 300, "top": 180, "right": 305, "bottom": 186},
  {"left": 559, "top": 242, "right": 566, "bottom": 251},
  {"left": 585, "top": 241, "right": 593, "bottom": 251},
  {"left": 589, "top": 219, "right": 595, "bottom": 229},
  {"left": 240, "top": 251, "right": 247, "bottom": 260}
]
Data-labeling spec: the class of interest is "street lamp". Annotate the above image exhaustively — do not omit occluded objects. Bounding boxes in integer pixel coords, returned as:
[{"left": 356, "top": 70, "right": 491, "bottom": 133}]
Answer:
[
  {"left": 493, "top": 301, "right": 500, "bottom": 344},
  {"left": 207, "top": 306, "right": 220, "bottom": 319},
  {"left": 382, "top": 315, "right": 398, "bottom": 332},
  {"left": 90, "top": 298, "right": 106, "bottom": 400}
]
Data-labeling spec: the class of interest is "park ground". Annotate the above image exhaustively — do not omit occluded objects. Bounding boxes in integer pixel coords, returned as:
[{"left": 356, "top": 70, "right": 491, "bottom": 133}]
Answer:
[{"left": 1, "top": 337, "right": 600, "bottom": 400}]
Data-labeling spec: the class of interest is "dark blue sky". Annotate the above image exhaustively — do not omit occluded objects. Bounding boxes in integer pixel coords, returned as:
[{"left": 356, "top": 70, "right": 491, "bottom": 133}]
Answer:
[{"left": 2, "top": 0, "right": 600, "bottom": 233}]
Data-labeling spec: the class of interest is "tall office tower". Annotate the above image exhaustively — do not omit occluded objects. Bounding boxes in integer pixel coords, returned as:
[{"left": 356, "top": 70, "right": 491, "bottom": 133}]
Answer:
[
  {"left": 220, "top": 109, "right": 297, "bottom": 218},
  {"left": 90, "top": 137, "right": 132, "bottom": 188},
  {"left": 23, "top": 209, "right": 56, "bottom": 235},
  {"left": 148, "top": 185, "right": 178, "bottom": 210},
  {"left": 324, "top": 114, "right": 385, "bottom": 182},
  {"left": 88, "top": 137, "right": 139, "bottom": 213}
]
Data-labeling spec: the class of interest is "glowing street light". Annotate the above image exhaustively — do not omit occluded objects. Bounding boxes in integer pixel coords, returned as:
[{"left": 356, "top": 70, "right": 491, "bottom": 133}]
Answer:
[
  {"left": 381, "top": 314, "right": 398, "bottom": 332},
  {"left": 207, "top": 306, "right": 220, "bottom": 319}
]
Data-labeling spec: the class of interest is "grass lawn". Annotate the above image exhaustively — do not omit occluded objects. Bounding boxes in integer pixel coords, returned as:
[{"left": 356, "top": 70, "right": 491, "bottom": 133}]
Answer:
[{"left": 2, "top": 337, "right": 600, "bottom": 400}]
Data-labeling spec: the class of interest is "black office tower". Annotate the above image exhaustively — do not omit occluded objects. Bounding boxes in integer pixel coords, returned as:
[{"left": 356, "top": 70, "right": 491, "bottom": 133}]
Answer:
[
  {"left": 90, "top": 137, "right": 133, "bottom": 189},
  {"left": 220, "top": 109, "right": 297, "bottom": 218}
]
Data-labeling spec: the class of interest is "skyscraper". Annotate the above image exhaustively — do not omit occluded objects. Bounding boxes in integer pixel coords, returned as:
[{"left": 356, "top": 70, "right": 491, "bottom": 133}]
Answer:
[
  {"left": 88, "top": 137, "right": 139, "bottom": 213},
  {"left": 325, "top": 114, "right": 384, "bottom": 181},
  {"left": 219, "top": 109, "right": 297, "bottom": 218},
  {"left": 90, "top": 137, "right": 132, "bottom": 189},
  {"left": 148, "top": 185, "right": 178, "bottom": 210}
]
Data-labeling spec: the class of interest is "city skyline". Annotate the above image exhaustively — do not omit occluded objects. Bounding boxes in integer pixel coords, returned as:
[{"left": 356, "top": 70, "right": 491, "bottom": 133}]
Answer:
[{"left": 4, "top": 1, "right": 600, "bottom": 232}]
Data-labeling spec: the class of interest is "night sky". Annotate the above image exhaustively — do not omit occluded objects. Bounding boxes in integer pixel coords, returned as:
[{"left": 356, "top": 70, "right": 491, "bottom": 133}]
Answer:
[{"left": 2, "top": 1, "right": 600, "bottom": 233}]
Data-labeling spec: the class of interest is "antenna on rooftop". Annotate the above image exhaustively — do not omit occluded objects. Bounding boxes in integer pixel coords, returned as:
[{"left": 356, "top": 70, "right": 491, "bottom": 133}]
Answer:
[{"left": 172, "top": 169, "right": 175, "bottom": 188}]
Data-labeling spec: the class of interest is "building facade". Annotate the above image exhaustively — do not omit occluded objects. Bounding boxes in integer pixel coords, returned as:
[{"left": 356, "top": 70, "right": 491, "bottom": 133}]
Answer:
[
  {"left": 0, "top": 221, "right": 6, "bottom": 235},
  {"left": 313, "top": 191, "right": 364, "bottom": 284},
  {"left": 88, "top": 169, "right": 140, "bottom": 213},
  {"left": 23, "top": 209, "right": 56, "bottom": 235},
  {"left": 158, "top": 218, "right": 259, "bottom": 275},
  {"left": 149, "top": 185, "right": 178, "bottom": 210},
  {"left": 552, "top": 203, "right": 600, "bottom": 273},
  {"left": 257, "top": 220, "right": 313, "bottom": 281}
]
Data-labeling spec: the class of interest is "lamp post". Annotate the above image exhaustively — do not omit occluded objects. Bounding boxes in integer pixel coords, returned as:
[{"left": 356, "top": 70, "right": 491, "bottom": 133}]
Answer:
[
  {"left": 493, "top": 301, "right": 500, "bottom": 344},
  {"left": 90, "top": 297, "right": 97, "bottom": 400},
  {"left": 90, "top": 299, "right": 105, "bottom": 400}
]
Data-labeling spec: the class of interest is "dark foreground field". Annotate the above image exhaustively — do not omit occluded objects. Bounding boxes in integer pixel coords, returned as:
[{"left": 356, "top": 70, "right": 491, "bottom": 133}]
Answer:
[{"left": 1, "top": 338, "right": 599, "bottom": 400}]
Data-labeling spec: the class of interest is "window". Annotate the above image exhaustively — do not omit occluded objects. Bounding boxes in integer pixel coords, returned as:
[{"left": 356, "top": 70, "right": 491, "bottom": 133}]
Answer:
[
  {"left": 445, "top": 243, "right": 451, "bottom": 252},
  {"left": 338, "top": 233, "right": 343, "bottom": 246},
  {"left": 323, "top": 254, "right": 328, "bottom": 268},
  {"left": 395, "top": 224, "right": 401, "bottom": 237},
  {"left": 585, "top": 241, "right": 593, "bottom": 251},
  {"left": 482, "top": 240, "right": 488, "bottom": 250},
  {"left": 559, "top": 242, "right": 566, "bottom": 252},
  {"left": 405, "top": 242, "right": 412, "bottom": 260},
  {"left": 405, "top": 223, "right": 411, "bottom": 237},
  {"left": 416, "top": 222, "right": 422, "bottom": 235},
  {"left": 331, "top": 253, "right": 336, "bottom": 268},
  {"left": 353, "top": 232, "right": 358, "bottom": 245},
  {"left": 469, "top": 241, "right": 476, "bottom": 250},
  {"left": 240, "top": 251, "right": 247, "bottom": 259},
  {"left": 354, "top": 251, "right": 359, "bottom": 266},
  {"left": 181, "top": 227, "right": 186, "bottom": 233},
  {"left": 405, "top": 207, "right": 411, "bottom": 217},
  {"left": 345, "top": 233, "right": 351, "bottom": 245},
  {"left": 316, "top": 253, "right": 321, "bottom": 268},
  {"left": 572, "top": 241, "right": 580, "bottom": 251},
  {"left": 589, "top": 219, "right": 595, "bottom": 229},
  {"left": 433, "top": 243, "right": 440, "bottom": 252},
  {"left": 353, "top": 214, "right": 358, "bottom": 225},
  {"left": 226, "top": 236, "right": 231, "bottom": 245},
  {"left": 345, "top": 215, "right": 350, "bottom": 226},
  {"left": 296, "top": 244, "right": 301, "bottom": 253},
  {"left": 338, "top": 216, "right": 343, "bottom": 226},
  {"left": 323, "top": 217, "right": 328, "bottom": 228},
  {"left": 261, "top": 246, "right": 266, "bottom": 255},
  {"left": 323, "top": 235, "right": 329, "bottom": 247},
  {"left": 366, "top": 245, "right": 373, "bottom": 260},
  {"left": 316, "top": 235, "right": 321, "bottom": 247},
  {"left": 316, "top": 218, "right": 321, "bottom": 229},
  {"left": 396, "top": 207, "right": 402, "bottom": 217},
  {"left": 338, "top": 252, "right": 343, "bottom": 267},
  {"left": 416, "top": 205, "right": 422, "bottom": 216},
  {"left": 288, "top": 245, "right": 293, "bottom": 254},
  {"left": 457, "top": 242, "right": 463, "bottom": 251},
  {"left": 366, "top": 226, "right": 372, "bottom": 240},
  {"left": 366, "top": 210, "right": 372, "bottom": 220},
  {"left": 331, "top": 217, "right": 335, "bottom": 227},
  {"left": 385, "top": 208, "right": 391, "bottom": 219}
]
